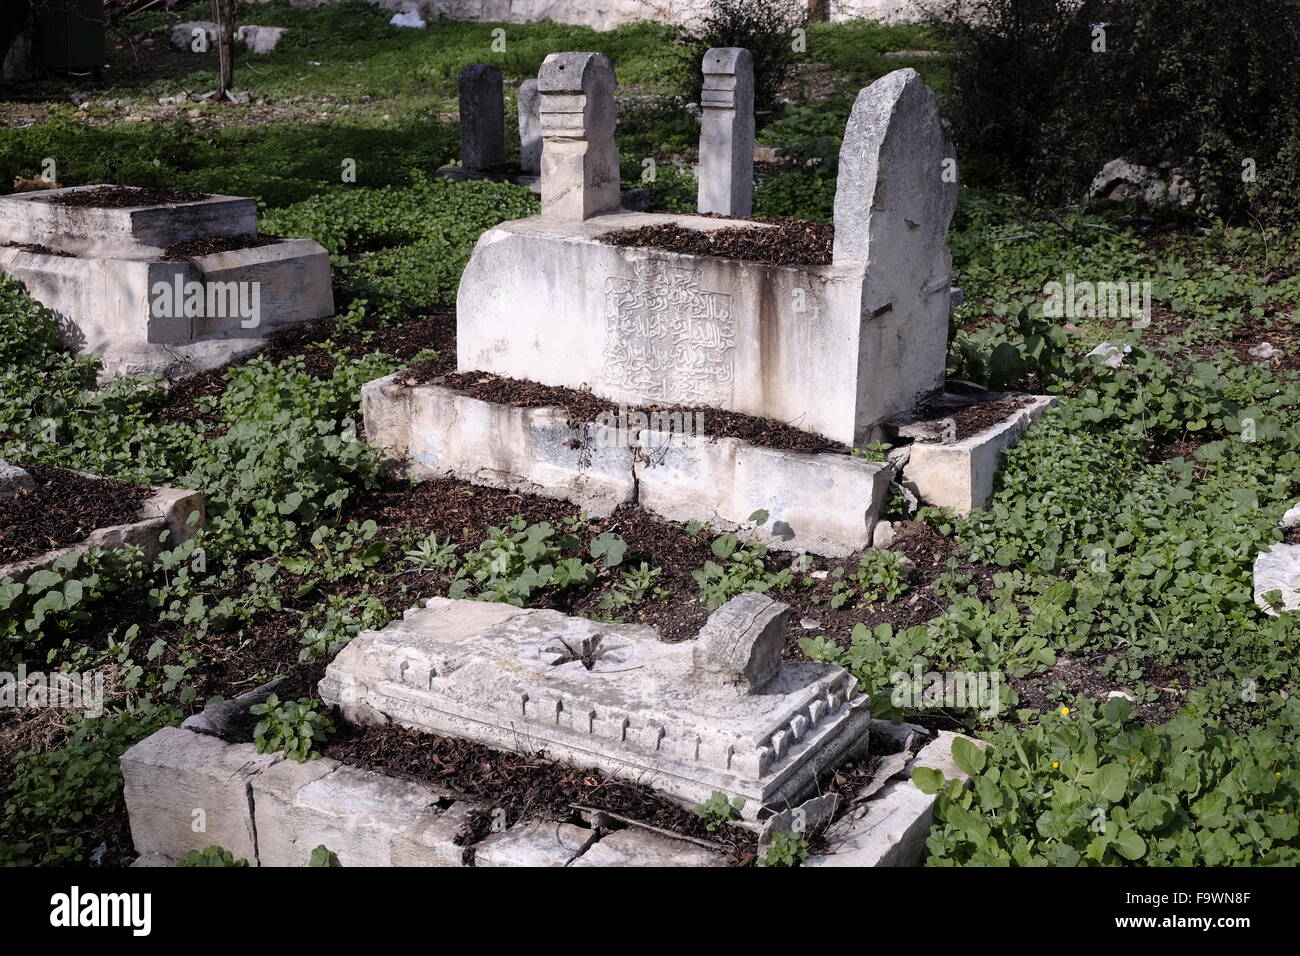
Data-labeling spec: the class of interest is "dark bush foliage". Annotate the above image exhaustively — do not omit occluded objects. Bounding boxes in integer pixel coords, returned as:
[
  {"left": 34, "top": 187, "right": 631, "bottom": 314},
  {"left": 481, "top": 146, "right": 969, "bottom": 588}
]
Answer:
[
  {"left": 934, "top": 0, "right": 1300, "bottom": 221},
  {"left": 676, "top": 0, "right": 808, "bottom": 119}
]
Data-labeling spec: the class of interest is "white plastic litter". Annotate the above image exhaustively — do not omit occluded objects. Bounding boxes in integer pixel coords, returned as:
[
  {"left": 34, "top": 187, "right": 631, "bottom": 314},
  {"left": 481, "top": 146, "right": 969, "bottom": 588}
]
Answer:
[{"left": 390, "top": 11, "right": 426, "bottom": 28}]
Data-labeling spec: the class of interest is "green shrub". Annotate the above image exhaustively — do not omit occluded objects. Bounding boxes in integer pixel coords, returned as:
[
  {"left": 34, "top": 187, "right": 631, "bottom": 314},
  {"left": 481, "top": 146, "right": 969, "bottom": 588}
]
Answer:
[
  {"left": 179, "top": 845, "right": 249, "bottom": 867},
  {"left": 249, "top": 694, "right": 334, "bottom": 763},
  {"left": 935, "top": 0, "right": 1300, "bottom": 221},
  {"left": 0, "top": 704, "right": 180, "bottom": 867}
]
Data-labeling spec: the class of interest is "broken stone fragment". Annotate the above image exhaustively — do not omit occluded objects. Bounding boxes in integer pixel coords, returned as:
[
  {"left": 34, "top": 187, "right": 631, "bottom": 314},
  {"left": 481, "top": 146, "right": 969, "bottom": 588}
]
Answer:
[
  {"left": 236, "top": 25, "right": 288, "bottom": 55},
  {"left": 0, "top": 460, "right": 35, "bottom": 500},
  {"left": 1086, "top": 341, "right": 1131, "bottom": 369},
  {"left": 1253, "top": 543, "right": 1300, "bottom": 616},
  {"left": 692, "top": 592, "right": 789, "bottom": 693}
]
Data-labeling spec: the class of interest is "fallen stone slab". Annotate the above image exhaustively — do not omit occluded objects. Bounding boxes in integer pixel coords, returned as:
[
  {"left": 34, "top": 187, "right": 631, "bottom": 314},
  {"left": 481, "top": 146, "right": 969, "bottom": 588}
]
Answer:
[
  {"left": 1254, "top": 543, "right": 1300, "bottom": 616},
  {"left": 320, "top": 593, "right": 872, "bottom": 818},
  {"left": 569, "top": 827, "right": 725, "bottom": 867},
  {"left": 805, "top": 730, "right": 986, "bottom": 867},
  {"left": 896, "top": 394, "right": 1056, "bottom": 515},
  {"left": 0, "top": 460, "right": 34, "bottom": 500},
  {"left": 182, "top": 678, "right": 283, "bottom": 739},
  {"left": 0, "top": 480, "right": 204, "bottom": 585},
  {"left": 121, "top": 726, "right": 278, "bottom": 865},
  {"left": 473, "top": 821, "right": 596, "bottom": 867}
]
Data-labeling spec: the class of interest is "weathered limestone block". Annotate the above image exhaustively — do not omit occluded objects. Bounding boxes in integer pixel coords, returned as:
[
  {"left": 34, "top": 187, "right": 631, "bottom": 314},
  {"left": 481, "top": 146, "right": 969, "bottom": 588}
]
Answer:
[
  {"left": 698, "top": 47, "right": 754, "bottom": 217},
  {"left": 359, "top": 375, "right": 637, "bottom": 517},
  {"left": 252, "top": 758, "right": 454, "bottom": 867},
  {"left": 458, "top": 64, "right": 507, "bottom": 170},
  {"left": 1254, "top": 544, "right": 1300, "bottom": 616},
  {"left": 321, "top": 595, "right": 871, "bottom": 817},
  {"left": 473, "top": 821, "right": 596, "bottom": 867},
  {"left": 538, "top": 52, "right": 621, "bottom": 220},
  {"left": 805, "top": 730, "right": 987, "bottom": 867},
  {"left": 121, "top": 727, "right": 278, "bottom": 865},
  {"left": 898, "top": 395, "right": 1056, "bottom": 515},
  {"left": 391, "top": 801, "right": 481, "bottom": 867},
  {"left": 0, "top": 482, "right": 205, "bottom": 585},
  {"left": 0, "top": 187, "right": 256, "bottom": 260},
  {"left": 634, "top": 429, "right": 891, "bottom": 556},
  {"left": 236, "top": 25, "right": 288, "bottom": 54},
  {"left": 692, "top": 591, "right": 787, "bottom": 692},
  {"left": 570, "top": 827, "right": 725, "bottom": 867},
  {"left": 518, "top": 78, "right": 542, "bottom": 175},
  {"left": 833, "top": 67, "right": 957, "bottom": 422},
  {"left": 0, "top": 460, "right": 34, "bottom": 500},
  {"left": 170, "top": 22, "right": 218, "bottom": 52}
]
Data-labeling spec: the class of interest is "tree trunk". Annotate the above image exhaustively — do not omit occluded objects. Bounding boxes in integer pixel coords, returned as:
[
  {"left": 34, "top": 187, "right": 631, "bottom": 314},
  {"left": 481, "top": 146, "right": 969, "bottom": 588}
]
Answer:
[{"left": 212, "top": 0, "right": 237, "bottom": 100}]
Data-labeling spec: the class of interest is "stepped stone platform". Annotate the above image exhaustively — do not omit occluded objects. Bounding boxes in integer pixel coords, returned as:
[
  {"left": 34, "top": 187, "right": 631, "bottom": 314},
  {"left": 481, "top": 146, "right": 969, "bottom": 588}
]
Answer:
[
  {"left": 319, "top": 593, "right": 872, "bottom": 817},
  {"left": 0, "top": 185, "right": 333, "bottom": 379},
  {"left": 362, "top": 375, "right": 891, "bottom": 556}
]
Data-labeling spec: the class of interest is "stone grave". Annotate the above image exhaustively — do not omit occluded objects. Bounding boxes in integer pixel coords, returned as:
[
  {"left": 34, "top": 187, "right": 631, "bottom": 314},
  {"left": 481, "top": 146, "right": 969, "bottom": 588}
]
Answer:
[
  {"left": 319, "top": 592, "right": 871, "bottom": 818},
  {"left": 366, "top": 57, "right": 969, "bottom": 555},
  {"left": 457, "top": 60, "right": 957, "bottom": 448},
  {"left": 0, "top": 185, "right": 333, "bottom": 379}
]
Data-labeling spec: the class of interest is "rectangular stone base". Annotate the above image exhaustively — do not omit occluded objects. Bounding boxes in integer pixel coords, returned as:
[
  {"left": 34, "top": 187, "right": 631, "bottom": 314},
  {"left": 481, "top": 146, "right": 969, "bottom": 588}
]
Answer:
[
  {"left": 895, "top": 394, "right": 1056, "bottom": 514},
  {"left": 362, "top": 374, "right": 891, "bottom": 556},
  {"left": 0, "top": 239, "right": 333, "bottom": 378}
]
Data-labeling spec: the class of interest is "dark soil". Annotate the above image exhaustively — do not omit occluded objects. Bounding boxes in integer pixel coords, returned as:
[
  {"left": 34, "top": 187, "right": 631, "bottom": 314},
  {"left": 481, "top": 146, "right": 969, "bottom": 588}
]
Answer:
[
  {"left": 600, "top": 219, "right": 833, "bottom": 266},
  {"left": 160, "top": 233, "right": 282, "bottom": 261},
  {"left": 3, "top": 241, "right": 74, "bottom": 257},
  {"left": 321, "top": 722, "right": 758, "bottom": 864},
  {"left": 418, "top": 370, "right": 848, "bottom": 455},
  {"left": 159, "top": 308, "right": 456, "bottom": 425},
  {"left": 0, "top": 464, "right": 152, "bottom": 563},
  {"left": 911, "top": 396, "right": 1036, "bottom": 442},
  {"left": 42, "top": 185, "right": 210, "bottom": 208}
]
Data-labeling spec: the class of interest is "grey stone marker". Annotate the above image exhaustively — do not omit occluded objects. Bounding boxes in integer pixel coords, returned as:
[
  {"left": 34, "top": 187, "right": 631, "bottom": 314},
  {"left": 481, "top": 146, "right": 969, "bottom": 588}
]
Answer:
[
  {"left": 517, "top": 78, "right": 542, "bottom": 175},
  {"left": 0, "top": 460, "right": 35, "bottom": 500},
  {"left": 458, "top": 64, "right": 506, "bottom": 171},
  {"left": 538, "top": 52, "right": 621, "bottom": 221},
  {"left": 697, "top": 47, "right": 754, "bottom": 217}
]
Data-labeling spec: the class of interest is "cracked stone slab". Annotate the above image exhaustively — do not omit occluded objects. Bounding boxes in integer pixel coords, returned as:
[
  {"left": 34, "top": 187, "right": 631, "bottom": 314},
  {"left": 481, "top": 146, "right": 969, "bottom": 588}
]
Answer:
[
  {"left": 570, "top": 827, "right": 726, "bottom": 867},
  {"left": 1254, "top": 543, "right": 1300, "bottom": 616},
  {"left": 252, "top": 757, "right": 456, "bottom": 867},
  {"left": 321, "top": 594, "right": 871, "bottom": 817},
  {"left": 473, "top": 821, "right": 596, "bottom": 867},
  {"left": 806, "top": 730, "right": 987, "bottom": 867},
  {"left": 121, "top": 727, "right": 278, "bottom": 865}
]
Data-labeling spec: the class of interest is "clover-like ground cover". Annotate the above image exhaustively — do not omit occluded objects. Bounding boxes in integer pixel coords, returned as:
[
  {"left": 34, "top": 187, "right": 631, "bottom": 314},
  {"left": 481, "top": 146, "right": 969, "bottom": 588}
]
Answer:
[{"left": 0, "top": 6, "right": 1297, "bottom": 867}]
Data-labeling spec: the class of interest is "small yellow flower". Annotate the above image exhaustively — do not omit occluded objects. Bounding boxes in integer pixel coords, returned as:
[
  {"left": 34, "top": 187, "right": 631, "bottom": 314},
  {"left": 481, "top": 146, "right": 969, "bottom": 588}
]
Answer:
[
  {"left": 1281, "top": 809, "right": 1287, "bottom": 814},
  {"left": 1052, "top": 761, "right": 1060, "bottom": 769},
  {"left": 1276, "top": 772, "right": 1283, "bottom": 777},
  {"left": 1059, "top": 706, "right": 1071, "bottom": 715}
]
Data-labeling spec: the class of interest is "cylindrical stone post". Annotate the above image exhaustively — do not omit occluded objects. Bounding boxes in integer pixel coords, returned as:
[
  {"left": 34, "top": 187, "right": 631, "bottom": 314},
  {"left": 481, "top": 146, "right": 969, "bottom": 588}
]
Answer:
[
  {"left": 698, "top": 47, "right": 754, "bottom": 218},
  {"left": 458, "top": 64, "right": 506, "bottom": 172},
  {"left": 518, "top": 78, "right": 542, "bottom": 175},
  {"left": 538, "top": 52, "right": 621, "bottom": 221}
]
